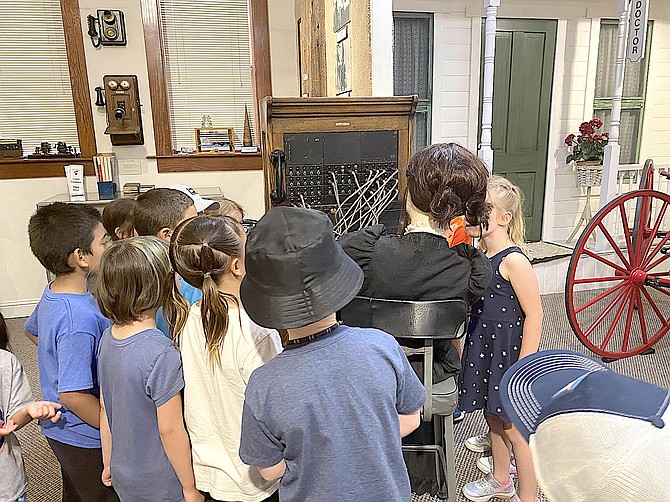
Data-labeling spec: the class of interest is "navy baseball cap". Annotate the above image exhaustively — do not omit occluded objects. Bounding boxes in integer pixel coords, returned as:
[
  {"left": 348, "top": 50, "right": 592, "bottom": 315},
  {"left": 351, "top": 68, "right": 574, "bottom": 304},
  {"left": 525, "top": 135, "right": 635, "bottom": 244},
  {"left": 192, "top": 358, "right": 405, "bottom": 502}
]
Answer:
[{"left": 501, "top": 350, "right": 670, "bottom": 501}]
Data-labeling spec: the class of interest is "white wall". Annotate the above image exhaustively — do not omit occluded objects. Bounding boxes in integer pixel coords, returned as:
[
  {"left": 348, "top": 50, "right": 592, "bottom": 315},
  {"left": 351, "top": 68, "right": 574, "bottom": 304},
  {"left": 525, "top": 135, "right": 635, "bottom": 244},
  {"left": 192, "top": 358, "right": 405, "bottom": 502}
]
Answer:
[
  {"left": 393, "top": 0, "right": 670, "bottom": 243},
  {"left": 0, "top": 0, "right": 299, "bottom": 317}
]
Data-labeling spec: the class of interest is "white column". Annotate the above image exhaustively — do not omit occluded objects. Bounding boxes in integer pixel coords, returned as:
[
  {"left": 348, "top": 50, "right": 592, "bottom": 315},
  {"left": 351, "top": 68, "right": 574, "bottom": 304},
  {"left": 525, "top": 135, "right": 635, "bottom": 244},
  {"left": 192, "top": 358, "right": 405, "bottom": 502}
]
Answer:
[
  {"left": 478, "top": 0, "right": 500, "bottom": 174},
  {"left": 599, "top": 0, "right": 630, "bottom": 210}
]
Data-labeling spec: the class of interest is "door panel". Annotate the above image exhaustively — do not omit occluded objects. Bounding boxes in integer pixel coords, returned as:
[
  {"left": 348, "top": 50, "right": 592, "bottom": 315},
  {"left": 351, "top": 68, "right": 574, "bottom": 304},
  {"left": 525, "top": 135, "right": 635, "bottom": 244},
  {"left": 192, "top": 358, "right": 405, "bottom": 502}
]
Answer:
[{"left": 483, "top": 19, "right": 557, "bottom": 242}]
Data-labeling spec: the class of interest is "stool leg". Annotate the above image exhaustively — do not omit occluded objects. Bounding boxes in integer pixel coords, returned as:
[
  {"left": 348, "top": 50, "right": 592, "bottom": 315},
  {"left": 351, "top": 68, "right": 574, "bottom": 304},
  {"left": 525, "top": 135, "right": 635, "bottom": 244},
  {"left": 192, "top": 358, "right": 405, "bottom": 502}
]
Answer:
[{"left": 443, "top": 415, "right": 456, "bottom": 501}]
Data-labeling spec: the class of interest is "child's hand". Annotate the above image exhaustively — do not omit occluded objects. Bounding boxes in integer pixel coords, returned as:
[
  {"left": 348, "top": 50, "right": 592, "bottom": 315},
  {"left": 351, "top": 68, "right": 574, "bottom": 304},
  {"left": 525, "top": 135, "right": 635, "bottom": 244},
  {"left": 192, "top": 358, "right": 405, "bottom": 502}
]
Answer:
[
  {"left": 0, "top": 418, "right": 18, "bottom": 436},
  {"left": 183, "top": 487, "right": 204, "bottom": 502},
  {"left": 25, "top": 401, "right": 62, "bottom": 423},
  {"left": 101, "top": 466, "right": 113, "bottom": 487}
]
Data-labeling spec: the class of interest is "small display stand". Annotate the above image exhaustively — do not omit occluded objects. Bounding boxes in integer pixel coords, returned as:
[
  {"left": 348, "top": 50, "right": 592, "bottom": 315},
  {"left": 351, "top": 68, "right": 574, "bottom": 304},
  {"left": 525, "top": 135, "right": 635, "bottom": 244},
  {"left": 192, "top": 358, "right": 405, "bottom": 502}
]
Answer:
[{"left": 566, "top": 161, "right": 603, "bottom": 244}]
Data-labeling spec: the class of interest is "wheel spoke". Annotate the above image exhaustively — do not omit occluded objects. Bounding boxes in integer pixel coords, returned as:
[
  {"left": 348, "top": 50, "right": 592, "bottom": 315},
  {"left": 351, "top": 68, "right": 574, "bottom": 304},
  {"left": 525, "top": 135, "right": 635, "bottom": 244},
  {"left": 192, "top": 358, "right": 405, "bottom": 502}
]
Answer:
[
  {"left": 575, "top": 280, "right": 628, "bottom": 314},
  {"left": 583, "top": 285, "right": 630, "bottom": 339},
  {"left": 620, "top": 288, "right": 637, "bottom": 352},
  {"left": 619, "top": 202, "right": 635, "bottom": 261},
  {"left": 573, "top": 276, "right": 626, "bottom": 285},
  {"left": 640, "top": 201, "right": 669, "bottom": 265},
  {"left": 642, "top": 231, "right": 670, "bottom": 270},
  {"left": 635, "top": 289, "right": 648, "bottom": 345},
  {"left": 597, "top": 222, "right": 630, "bottom": 269},
  {"left": 645, "top": 250, "right": 670, "bottom": 272},
  {"left": 600, "top": 288, "right": 633, "bottom": 351},
  {"left": 649, "top": 285, "right": 670, "bottom": 298},
  {"left": 640, "top": 286, "right": 668, "bottom": 325},
  {"left": 582, "top": 249, "right": 628, "bottom": 275}
]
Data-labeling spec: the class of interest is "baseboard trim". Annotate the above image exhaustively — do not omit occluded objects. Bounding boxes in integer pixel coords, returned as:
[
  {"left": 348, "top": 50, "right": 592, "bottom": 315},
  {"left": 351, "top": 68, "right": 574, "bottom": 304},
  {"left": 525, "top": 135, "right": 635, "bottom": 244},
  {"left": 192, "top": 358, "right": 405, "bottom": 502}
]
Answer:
[{"left": 1, "top": 299, "right": 39, "bottom": 319}]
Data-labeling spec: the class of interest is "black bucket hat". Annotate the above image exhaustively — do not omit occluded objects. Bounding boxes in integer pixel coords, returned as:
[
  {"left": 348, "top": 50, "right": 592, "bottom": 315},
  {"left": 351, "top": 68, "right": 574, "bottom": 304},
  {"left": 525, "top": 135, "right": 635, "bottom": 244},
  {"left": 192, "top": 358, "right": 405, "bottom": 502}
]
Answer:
[{"left": 240, "top": 206, "right": 364, "bottom": 329}]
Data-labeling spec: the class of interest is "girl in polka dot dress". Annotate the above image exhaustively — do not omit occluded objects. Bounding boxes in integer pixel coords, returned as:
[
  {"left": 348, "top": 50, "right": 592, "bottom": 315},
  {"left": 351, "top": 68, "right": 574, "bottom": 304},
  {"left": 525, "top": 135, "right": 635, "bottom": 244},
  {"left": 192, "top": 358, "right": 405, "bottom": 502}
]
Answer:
[{"left": 460, "top": 176, "right": 543, "bottom": 502}]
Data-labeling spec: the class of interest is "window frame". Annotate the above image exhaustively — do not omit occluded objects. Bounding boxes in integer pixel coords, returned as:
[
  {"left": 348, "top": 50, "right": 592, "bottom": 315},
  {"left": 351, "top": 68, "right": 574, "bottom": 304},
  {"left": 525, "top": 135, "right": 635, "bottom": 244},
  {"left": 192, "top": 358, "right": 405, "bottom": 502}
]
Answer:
[
  {"left": 593, "top": 19, "right": 654, "bottom": 165},
  {"left": 392, "top": 11, "right": 434, "bottom": 149},
  {"left": 140, "top": 0, "right": 271, "bottom": 172},
  {"left": 0, "top": 0, "right": 96, "bottom": 180}
]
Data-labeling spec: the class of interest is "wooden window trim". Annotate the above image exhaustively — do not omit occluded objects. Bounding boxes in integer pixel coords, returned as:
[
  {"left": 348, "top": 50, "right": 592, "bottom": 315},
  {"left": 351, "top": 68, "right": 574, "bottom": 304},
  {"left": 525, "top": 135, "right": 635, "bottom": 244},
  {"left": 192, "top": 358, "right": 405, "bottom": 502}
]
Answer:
[
  {"left": 0, "top": 0, "right": 96, "bottom": 180},
  {"left": 140, "top": 0, "right": 271, "bottom": 173}
]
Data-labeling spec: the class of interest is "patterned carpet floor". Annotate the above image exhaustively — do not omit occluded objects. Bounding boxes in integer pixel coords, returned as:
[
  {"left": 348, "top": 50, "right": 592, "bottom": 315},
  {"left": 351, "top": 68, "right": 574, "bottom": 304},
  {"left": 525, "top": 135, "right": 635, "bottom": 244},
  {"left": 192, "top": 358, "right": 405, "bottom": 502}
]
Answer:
[{"left": 7, "top": 292, "right": 670, "bottom": 502}]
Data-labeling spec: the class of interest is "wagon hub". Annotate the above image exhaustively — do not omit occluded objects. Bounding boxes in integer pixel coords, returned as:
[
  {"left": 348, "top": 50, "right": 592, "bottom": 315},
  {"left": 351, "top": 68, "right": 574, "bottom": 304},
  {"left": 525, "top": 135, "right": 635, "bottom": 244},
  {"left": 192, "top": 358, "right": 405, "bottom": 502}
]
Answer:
[{"left": 630, "top": 268, "right": 648, "bottom": 286}]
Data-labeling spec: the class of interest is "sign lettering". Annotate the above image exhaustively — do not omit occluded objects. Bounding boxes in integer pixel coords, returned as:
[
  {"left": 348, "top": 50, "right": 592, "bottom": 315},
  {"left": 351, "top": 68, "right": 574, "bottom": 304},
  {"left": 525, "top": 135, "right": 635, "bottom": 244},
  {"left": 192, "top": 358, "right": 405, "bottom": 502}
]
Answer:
[{"left": 627, "top": 0, "right": 649, "bottom": 62}]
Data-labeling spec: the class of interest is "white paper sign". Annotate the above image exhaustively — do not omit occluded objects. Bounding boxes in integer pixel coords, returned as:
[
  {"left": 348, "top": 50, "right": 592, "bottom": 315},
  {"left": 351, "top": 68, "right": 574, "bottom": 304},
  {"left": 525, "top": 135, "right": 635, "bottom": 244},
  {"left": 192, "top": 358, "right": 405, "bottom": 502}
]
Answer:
[{"left": 627, "top": 0, "right": 649, "bottom": 63}]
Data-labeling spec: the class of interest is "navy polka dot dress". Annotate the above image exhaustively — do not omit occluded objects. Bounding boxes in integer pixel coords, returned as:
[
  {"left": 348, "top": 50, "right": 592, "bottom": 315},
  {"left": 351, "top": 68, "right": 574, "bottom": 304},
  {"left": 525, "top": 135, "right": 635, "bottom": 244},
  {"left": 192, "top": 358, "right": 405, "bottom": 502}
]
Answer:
[{"left": 458, "top": 246, "right": 527, "bottom": 421}]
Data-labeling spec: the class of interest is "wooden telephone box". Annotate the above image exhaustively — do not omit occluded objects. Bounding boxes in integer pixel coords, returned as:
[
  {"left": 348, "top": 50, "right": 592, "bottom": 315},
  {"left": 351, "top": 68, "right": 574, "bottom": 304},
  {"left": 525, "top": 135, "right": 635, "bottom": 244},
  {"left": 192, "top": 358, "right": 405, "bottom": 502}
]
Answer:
[{"left": 259, "top": 96, "right": 418, "bottom": 231}]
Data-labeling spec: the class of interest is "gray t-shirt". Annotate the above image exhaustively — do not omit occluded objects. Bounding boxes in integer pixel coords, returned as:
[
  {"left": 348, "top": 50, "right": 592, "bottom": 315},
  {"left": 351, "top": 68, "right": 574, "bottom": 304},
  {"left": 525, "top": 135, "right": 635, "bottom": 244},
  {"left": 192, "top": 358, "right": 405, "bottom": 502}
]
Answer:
[
  {"left": 0, "top": 349, "right": 34, "bottom": 501},
  {"left": 239, "top": 325, "right": 426, "bottom": 502},
  {"left": 98, "top": 328, "right": 185, "bottom": 502}
]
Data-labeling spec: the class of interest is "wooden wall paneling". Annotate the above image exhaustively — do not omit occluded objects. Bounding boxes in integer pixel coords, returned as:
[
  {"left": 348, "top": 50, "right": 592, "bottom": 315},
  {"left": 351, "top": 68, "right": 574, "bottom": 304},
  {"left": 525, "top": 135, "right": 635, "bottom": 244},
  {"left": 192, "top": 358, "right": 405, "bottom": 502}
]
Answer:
[
  {"left": 140, "top": 0, "right": 173, "bottom": 156},
  {"left": 310, "top": 0, "right": 327, "bottom": 96},
  {"left": 60, "top": 0, "right": 97, "bottom": 159},
  {"left": 249, "top": 0, "right": 273, "bottom": 141}
]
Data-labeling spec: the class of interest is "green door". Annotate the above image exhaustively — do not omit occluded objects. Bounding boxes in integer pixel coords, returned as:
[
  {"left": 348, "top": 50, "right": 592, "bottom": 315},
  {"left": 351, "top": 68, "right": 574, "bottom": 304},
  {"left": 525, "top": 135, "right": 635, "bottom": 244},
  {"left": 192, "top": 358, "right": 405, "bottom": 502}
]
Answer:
[{"left": 482, "top": 19, "right": 557, "bottom": 242}]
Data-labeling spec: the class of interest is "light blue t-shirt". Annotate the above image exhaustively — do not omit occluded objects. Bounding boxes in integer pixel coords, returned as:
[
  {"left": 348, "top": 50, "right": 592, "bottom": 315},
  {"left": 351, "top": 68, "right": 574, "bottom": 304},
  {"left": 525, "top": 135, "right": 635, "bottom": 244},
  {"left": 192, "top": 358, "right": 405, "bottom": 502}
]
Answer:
[
  {"left": 24, "top": 286, "right": 111, "bottom": 448},
  {"left": 239, "top": 325, "right": 426, "bottom": 502},
  {"left": 98, "top": 327, "right": 185, "bottom": 502},
  {"left": 156, "top": 278, "right": 202, "bottom": 337}
]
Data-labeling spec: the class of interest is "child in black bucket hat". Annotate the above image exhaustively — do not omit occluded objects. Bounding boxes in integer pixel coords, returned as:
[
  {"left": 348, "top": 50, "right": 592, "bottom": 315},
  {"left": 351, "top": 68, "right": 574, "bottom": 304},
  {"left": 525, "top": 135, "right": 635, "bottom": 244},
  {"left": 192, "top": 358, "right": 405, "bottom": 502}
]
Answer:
[{"left": 239, "top": 206, "right": 426, "bottom": 502}]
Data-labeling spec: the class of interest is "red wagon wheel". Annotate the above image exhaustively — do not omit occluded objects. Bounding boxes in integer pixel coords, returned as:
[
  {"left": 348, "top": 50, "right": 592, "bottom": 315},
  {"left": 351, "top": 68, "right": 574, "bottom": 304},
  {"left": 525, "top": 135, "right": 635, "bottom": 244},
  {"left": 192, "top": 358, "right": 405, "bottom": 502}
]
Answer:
[{"left": 565, "top": 189, "right": 670, "bottom": 360}]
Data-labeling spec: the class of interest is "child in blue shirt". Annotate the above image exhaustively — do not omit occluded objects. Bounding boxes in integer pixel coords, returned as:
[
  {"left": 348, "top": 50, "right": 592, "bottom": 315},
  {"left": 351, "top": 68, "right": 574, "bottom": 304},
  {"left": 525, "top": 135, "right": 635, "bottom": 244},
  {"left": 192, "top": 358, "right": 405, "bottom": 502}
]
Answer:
[
  {"left": 133, "top": 187, "right": 200, "bottom": 336},
  {"left": 96, "top": 237, "right": 202, "bottom": 502},
  {"left": 25, "top": 202, "right": 118, "bottom": 502},
  {"left": 239, "top": 207, "right": 426, "bottom": 502}
]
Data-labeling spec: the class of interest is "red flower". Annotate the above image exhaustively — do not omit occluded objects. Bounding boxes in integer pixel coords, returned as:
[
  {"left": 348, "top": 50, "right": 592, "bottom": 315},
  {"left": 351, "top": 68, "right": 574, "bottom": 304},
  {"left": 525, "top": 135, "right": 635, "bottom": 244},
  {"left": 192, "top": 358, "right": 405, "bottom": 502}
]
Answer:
[
  {"left": 579, "top": 122, "right": 595, "bottom": 135},
  {"left": 565, "top": 133, "right": 575, "bottom": 146},
  {"left": 603, "top": 132, "right": 610, "bottom": 139},
  {"left": 591, "top": 117, "right": 603, "bottom": 129}
]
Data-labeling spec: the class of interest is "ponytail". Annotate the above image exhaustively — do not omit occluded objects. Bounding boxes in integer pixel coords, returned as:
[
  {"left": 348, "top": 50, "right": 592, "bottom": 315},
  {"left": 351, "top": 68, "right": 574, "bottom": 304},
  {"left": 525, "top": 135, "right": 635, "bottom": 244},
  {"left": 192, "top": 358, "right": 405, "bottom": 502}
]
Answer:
[
  {"left": 200, "top": 272, "right": 238, "bottom": 367},
  {"left": 487, "top": 175, "right": 527, "bottom": 252},
  {"left": 163, "top": 270, "right": 191, "bottom": 346}
]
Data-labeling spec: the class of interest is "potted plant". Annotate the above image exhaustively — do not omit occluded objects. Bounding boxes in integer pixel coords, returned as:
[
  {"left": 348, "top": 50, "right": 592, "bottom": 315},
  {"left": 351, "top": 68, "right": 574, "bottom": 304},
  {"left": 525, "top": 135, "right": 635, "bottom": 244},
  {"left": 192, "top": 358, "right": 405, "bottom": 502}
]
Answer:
[{"left": 565, "top": 118, "right": 609, "bottom": 187}]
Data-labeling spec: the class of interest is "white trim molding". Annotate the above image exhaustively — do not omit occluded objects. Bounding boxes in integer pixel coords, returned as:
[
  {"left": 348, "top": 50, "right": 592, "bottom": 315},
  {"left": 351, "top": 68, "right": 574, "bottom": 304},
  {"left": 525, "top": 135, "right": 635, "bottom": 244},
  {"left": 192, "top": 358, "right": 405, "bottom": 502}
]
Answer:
[{"left": 1, "top": 299, "right": 39, "bottom": 319}]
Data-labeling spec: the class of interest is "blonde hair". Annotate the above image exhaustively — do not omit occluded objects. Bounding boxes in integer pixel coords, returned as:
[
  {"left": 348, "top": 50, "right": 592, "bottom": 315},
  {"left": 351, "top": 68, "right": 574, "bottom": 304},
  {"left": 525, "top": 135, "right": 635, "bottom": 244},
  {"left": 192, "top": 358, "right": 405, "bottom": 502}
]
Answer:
[
  {"left": 163, "top": 214, "right": 244, "bottom": 366},
  {"left": 487, "top": 175, "right": 526, "bottom": 251},
  {"left": 205, "top": 197, "right": 245, "bottom": 222},
  {"left": 97, "top": 236, "right": 171, "bottom": 325}
]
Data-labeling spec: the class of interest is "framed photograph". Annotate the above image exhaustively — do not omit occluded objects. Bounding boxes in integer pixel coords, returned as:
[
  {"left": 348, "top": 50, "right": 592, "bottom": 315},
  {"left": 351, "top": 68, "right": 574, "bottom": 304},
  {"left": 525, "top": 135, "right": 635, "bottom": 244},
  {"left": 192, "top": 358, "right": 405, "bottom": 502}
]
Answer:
[
  {"left": 333, "top": 0, "right": 351, "bottom": 32},
  {"left": 195, "top": 128, "right": 234, "bottom": 154},
  {"left": 335, "top": 37, "right": 351, "bottom": 95}
]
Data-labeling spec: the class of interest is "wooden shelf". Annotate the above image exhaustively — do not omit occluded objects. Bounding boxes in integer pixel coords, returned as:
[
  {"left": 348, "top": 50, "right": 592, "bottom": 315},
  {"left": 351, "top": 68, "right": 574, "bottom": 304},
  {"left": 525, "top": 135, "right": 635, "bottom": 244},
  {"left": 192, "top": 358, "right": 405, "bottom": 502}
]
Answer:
[
  {"left": 153, "top": 153, "right": 262, "bottom": 173},
  {"left": 0, "top": 158, "right": 95, "bottom": 180}
]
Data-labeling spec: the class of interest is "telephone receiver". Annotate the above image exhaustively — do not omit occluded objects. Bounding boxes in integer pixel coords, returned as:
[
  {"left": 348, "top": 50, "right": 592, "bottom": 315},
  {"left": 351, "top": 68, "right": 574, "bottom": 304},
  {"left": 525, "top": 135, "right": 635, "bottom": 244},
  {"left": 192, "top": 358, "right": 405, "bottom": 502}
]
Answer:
[
  {"left": 269, "top": 149, "right": 287, "bottom": 205},
  {"left": 87, "top": 14, "right": 101, "bottom": 48}
]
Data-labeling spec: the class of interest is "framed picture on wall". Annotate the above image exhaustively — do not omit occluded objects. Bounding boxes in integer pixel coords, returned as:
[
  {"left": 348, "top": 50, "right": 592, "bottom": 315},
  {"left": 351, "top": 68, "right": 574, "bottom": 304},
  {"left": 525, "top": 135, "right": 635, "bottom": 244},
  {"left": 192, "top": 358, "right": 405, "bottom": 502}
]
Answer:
[
  {"left": 336, "top": 36, "right": 352, "bottom": 95},
  {"left": 333, "top": 0, "right": 350, "bottom": 32}
]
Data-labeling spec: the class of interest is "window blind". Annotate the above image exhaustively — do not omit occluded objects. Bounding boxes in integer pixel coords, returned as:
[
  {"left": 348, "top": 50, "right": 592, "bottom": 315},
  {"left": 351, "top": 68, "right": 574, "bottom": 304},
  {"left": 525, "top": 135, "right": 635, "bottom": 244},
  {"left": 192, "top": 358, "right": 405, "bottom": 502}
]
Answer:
[
  {"left": 159, "top": 0, "right": 255, "bottom": 151},
  {"left": 393, "top": 14, "right": 433, "bottom": 149},
  {"left": 594, "top": 21, "right": 652, "bottom": 164},
  {"left": 0, "top": 1, "right": 79, "bottom": 156}
]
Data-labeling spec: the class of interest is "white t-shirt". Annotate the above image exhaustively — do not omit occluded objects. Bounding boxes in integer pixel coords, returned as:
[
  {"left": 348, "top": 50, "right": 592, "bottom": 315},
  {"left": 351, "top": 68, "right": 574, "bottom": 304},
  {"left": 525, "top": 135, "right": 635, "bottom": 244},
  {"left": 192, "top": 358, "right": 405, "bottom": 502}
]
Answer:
[
  {"left": 0, "top": 349, "right": 33, "bottom": 502},
  {"left": 180, "top": 304, "right": 280, "bottom": 502}
]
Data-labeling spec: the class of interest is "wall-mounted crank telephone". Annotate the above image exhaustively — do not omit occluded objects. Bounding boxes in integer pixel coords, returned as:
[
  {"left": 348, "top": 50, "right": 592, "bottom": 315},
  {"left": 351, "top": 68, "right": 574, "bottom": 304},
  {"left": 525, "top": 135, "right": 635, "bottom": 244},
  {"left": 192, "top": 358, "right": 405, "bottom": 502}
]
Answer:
[
  {"left": 270, "top": 149, "right": 287, "bottom": 205},
  {"left": 87, "top": 10, "right": 127, "bottom": 47},
  {"left": 101, "top": 75, "right": 144, "bottom": 146}
]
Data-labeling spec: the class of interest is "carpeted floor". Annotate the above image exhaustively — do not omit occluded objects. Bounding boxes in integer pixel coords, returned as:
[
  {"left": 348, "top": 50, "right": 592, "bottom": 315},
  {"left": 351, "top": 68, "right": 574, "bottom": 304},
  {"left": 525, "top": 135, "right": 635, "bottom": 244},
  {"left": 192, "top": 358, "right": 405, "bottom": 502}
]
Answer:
[{"left": 6, "top": 293, "right": 670, "bottom": 502}]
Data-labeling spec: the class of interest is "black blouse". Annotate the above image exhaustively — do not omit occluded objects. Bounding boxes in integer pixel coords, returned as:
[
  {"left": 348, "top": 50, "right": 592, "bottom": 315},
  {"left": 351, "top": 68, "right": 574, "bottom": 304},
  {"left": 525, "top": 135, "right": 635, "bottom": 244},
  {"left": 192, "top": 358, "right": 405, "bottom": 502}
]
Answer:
[{"left": 339, "top": 224, "right": 493, "bottom": 382}]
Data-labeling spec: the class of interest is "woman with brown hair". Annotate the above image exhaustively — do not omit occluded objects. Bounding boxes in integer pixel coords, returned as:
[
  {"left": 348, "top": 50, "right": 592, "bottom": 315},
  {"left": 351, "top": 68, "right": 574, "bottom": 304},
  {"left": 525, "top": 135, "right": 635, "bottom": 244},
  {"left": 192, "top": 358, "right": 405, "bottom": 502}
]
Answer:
[
  {"left": 339, "top": 142, "right": 492, "bottom": 494},
  {"left": 163, "top": 214, "right": 281, "bottom": 502}
]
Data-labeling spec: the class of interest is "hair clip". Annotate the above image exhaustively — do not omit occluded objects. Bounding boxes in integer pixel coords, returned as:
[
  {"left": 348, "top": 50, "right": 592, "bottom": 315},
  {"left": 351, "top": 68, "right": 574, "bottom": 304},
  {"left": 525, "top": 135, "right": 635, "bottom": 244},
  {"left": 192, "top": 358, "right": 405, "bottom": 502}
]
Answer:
[{"left": 203, "top": 271, "right": 212, "bottom": 278}]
